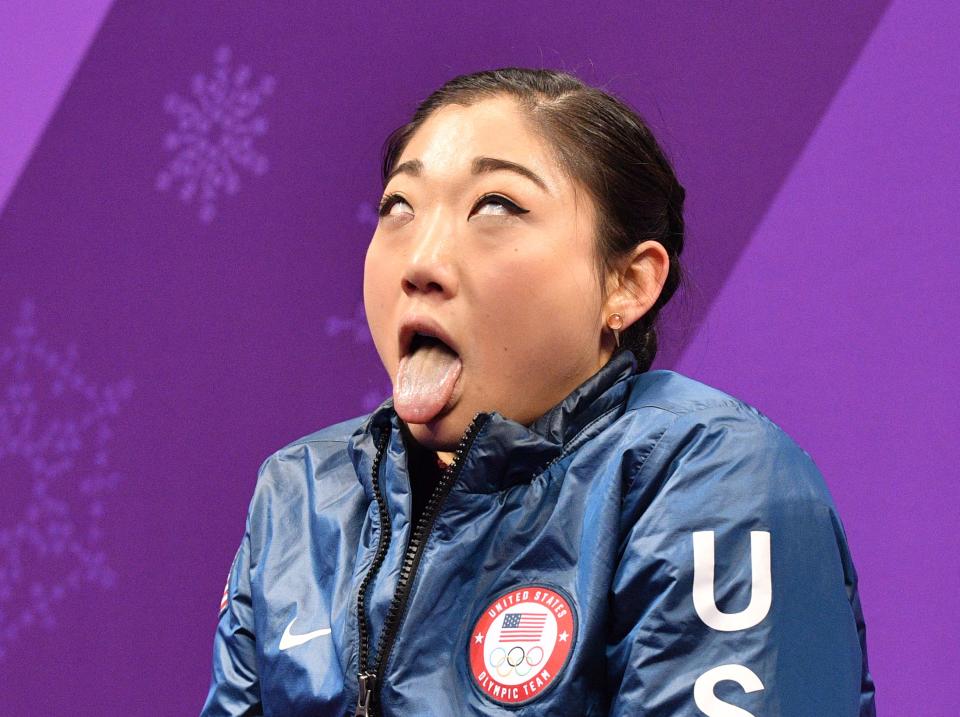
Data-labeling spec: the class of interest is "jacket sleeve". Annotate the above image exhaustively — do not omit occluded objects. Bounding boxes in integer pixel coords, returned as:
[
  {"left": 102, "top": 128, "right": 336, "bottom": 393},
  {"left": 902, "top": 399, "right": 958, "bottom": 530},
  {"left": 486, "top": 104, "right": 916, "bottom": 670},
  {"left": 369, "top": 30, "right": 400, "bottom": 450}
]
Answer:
[
  {"left": 607, "top": 404, "right": 876, "bottom": 717},
  {"left": 200, "top": 470, "right": 267, "bottom": 716}
]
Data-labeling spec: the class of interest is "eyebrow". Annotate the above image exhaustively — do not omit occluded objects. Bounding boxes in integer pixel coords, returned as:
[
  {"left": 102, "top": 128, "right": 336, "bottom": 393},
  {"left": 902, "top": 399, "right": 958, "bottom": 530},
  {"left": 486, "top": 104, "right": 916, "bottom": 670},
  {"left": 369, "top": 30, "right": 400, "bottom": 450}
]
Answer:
[{"left": 384, "top": 156, "right": 550, "bottom": 195}]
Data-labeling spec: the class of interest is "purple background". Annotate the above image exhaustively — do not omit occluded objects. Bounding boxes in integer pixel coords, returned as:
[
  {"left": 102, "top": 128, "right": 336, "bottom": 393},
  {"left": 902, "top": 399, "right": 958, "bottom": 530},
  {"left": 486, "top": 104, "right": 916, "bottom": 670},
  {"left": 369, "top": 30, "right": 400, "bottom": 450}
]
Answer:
[{"left": 1, "top": 1, "right": 956, "bottom": 713}]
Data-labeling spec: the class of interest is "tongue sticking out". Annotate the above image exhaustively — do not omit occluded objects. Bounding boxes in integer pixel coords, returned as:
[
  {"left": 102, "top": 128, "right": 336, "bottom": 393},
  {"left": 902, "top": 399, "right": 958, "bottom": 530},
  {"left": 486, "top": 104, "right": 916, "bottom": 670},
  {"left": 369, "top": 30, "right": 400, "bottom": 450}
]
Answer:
[{"left": 394, "top": 336, "right": 462, "bottom": 424}]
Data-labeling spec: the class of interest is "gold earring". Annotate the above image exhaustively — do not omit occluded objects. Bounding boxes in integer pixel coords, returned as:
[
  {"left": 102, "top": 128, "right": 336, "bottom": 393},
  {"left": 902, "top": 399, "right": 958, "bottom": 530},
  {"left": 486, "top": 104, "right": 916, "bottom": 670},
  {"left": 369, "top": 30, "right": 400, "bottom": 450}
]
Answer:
[{"left": 607, "top": 313, "right": 623, "bottom": 348}]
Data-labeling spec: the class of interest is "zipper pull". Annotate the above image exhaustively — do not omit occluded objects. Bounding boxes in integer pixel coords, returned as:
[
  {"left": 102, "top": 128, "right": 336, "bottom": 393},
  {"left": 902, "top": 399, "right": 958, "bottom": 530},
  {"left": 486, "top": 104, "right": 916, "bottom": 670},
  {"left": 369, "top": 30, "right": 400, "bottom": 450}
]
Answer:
[{"left": 354, "top": 671, "right": 376, "bottom": 717}]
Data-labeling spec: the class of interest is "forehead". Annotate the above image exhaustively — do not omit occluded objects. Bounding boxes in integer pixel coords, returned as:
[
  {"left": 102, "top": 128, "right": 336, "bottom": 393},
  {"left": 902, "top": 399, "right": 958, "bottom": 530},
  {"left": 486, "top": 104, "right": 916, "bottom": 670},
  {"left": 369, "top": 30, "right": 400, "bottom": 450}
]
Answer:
[{"left": 395, "top": 96, "right": 565, "bottom": 195}]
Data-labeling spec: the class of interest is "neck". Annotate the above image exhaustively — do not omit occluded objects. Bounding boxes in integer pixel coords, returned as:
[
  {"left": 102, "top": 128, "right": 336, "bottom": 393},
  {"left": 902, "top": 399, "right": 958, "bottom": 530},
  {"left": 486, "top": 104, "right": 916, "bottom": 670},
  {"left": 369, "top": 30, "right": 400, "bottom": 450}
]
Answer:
[{"left": 399, "top": 420, "right": 455, "bottom": 469}]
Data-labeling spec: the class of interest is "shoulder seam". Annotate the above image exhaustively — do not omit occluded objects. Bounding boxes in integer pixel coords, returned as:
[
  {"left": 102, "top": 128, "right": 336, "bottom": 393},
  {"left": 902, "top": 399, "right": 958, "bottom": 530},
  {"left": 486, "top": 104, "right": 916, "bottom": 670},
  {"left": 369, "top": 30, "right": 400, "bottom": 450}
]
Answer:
[
  {"left": 620, "top": 398, "right": 783, "bottom": 495},
  {"left": 622, "top": 410, "right": 684, "bottom": 495},
  {"left": 256, "top": 437, "right": 352, "bottom": 482},
  {"left": 628, "top": 396, "right": 745, "bottom": 417},
  {"left": 272, "top": 436, "right": 351, "bottom": 456},
  {"left": 529, "top": 398, "right": 757, "bottom": 483}
]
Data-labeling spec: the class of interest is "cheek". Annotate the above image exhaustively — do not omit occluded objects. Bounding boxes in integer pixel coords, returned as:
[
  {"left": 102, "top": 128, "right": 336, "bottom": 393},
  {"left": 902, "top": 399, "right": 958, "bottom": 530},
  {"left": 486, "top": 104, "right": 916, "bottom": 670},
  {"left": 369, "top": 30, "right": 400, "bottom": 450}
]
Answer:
[
  {"left": 363, "top": 243, "right": 396, "bottom": 367},
  {"left": 478, "top": 254, "right": 596, "bottom": 328},
  {"left": 362, "top": 246, "right": 379, "bottom": 304},
  {"left": 468, "top": 258, "right": 600, "bottom": 384}
]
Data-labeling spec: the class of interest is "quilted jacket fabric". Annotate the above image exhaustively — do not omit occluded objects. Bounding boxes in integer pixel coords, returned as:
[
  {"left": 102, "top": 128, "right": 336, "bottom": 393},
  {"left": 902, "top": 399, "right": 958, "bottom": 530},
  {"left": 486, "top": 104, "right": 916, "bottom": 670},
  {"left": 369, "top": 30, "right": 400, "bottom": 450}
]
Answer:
[{"left": 201, "top": 350, "right": 876, "bottom": 716}]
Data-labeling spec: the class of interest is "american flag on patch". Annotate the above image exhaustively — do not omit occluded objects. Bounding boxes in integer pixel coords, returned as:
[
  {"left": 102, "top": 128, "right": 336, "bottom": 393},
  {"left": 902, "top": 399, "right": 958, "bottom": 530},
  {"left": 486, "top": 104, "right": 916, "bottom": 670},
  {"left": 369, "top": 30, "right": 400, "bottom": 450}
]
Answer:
[
  {"left": 219, "top": 580, "right": 229, "bottom": 614},
  {"left": 499, "top": 612, "right": 547, "bottom": 642}
]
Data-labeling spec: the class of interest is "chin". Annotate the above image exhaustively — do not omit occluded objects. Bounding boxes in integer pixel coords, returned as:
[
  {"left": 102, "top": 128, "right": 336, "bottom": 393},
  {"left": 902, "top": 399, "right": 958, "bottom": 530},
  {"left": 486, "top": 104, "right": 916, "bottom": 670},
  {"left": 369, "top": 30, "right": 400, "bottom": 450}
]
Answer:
[{"left": 402, "top": 408, "right": 471, "bottom": 453}]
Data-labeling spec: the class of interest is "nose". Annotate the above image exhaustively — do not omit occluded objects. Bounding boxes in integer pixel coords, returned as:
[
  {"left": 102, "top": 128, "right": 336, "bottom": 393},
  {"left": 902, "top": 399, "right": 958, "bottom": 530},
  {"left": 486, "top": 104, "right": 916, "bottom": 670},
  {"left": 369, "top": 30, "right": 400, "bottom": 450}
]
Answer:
[{"left": 401, "top": 210, "right": 458, "bottom": 298}]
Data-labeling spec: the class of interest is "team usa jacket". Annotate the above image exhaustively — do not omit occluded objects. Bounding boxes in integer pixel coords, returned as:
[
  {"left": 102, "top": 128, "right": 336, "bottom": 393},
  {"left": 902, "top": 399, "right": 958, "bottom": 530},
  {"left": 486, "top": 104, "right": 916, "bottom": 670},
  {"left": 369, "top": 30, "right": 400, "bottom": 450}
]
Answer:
[{"left": 201, "top": 350, "right": 876, "bottom": 716}]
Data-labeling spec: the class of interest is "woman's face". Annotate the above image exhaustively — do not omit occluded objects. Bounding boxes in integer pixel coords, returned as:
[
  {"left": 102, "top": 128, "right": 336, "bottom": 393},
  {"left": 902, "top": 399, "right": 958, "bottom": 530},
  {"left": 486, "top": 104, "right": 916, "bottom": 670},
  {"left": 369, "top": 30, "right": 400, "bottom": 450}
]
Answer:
[{"left": 363, "top": 95, "right": 616, "bottom": 454}]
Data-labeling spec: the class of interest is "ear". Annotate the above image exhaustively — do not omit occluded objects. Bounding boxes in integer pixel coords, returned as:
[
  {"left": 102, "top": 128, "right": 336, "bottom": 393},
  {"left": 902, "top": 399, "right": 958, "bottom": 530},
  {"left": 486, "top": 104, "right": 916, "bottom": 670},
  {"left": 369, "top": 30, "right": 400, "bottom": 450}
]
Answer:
[{"left": 602, "top": 240, "right": 671, "bottom": 330}]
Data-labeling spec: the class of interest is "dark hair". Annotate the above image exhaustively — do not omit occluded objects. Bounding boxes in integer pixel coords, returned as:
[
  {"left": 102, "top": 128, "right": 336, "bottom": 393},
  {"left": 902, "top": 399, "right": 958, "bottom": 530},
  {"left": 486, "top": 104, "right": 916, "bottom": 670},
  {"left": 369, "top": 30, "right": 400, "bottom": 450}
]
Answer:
[{"left": 380, "top": 67, "right": 686, "bottom": 373}]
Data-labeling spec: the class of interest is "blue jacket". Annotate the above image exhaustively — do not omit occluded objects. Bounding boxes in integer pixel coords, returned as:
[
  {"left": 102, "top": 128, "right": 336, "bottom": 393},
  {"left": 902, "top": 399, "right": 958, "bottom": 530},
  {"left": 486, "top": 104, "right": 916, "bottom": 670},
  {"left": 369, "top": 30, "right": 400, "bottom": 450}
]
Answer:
[{"left": 201, "top": 351, "right": 876, "bottom": 716}]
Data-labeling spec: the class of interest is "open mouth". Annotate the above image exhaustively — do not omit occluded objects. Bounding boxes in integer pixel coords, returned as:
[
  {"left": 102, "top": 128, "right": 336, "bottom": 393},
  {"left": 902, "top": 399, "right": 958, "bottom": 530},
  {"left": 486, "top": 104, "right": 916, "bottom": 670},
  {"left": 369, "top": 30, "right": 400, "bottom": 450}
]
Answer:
[
  {"left": 409, "top": 333, "right": 456, "bottom": 356},
  {"left": 395, "top": 330, "right": 463, "bottom": 424},
  {"left": 399, "top": 320, "right": 460, "bottom": 360}
]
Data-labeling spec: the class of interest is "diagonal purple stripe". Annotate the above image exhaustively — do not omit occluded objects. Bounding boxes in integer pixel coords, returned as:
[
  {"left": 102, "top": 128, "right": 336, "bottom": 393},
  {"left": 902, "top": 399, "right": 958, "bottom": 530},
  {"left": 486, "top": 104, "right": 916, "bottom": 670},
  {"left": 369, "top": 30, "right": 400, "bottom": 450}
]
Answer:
[{"left": 0, "top": 0, "right": 116, "bottom": 214}]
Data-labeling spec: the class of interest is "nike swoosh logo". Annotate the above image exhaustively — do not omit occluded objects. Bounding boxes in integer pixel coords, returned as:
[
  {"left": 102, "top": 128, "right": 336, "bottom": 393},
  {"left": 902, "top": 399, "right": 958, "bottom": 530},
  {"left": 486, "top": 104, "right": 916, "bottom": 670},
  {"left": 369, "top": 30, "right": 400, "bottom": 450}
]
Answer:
[{"left": 279, "top": 617, "right": 332, "bottom": 651}]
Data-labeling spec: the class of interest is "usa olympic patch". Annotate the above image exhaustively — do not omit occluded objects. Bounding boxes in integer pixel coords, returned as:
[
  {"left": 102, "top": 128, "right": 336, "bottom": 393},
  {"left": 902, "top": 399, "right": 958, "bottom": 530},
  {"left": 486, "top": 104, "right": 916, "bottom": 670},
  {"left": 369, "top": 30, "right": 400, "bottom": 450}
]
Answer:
[
  {"left": 219, "top": 578, "right": 229, "bottom": 615},
  {"left": 469, "top": 585, "right": 576, "bottom": 705}
]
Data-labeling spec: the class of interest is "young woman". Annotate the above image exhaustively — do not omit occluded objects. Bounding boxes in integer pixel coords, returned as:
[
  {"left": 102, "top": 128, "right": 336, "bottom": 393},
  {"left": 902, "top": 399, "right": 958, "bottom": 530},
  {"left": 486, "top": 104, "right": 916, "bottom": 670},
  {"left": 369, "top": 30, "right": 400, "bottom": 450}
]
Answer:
[{"left": 201, "top": 68, "right": 876, "bottom": 716}]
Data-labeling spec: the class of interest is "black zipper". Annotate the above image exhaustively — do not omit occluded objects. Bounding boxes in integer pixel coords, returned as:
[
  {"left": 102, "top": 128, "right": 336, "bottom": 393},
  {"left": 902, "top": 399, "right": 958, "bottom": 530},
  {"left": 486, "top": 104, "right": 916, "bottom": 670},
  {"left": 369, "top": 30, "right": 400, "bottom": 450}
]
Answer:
[
  {"left": 354, "top": 429, "right": 392, "bottom": 717},
  {"left": 353, "top": 412, "right": 489, "bottom": 717}
]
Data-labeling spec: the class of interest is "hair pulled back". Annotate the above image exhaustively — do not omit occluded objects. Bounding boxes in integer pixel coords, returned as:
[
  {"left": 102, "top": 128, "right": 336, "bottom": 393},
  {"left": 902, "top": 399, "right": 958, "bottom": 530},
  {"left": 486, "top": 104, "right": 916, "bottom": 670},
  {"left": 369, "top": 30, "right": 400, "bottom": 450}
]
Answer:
[{"left": 380, "top": 67, "right": 686, "bottom": 373}]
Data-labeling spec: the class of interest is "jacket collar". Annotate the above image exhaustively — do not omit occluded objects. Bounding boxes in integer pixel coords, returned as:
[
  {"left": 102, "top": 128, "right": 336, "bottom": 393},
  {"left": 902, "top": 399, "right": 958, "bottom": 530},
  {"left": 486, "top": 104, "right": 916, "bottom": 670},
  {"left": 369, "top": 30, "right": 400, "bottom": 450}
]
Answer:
[{"left": 347, "top": 350, "right": 639, "bottom": 495}]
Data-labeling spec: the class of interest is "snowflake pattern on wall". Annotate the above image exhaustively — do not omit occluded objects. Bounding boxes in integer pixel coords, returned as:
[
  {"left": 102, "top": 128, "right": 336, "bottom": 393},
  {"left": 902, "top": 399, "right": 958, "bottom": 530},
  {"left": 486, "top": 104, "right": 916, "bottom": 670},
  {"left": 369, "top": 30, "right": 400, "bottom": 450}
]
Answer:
[
  {"left": 0, "top": 300, "right": 133, "bottom": 660},
  {"left": 156, "top": 45, "right": 276, "bottom": 224},
  {"left": 324, "top": 300, "right": 391, "bottom": 412}
]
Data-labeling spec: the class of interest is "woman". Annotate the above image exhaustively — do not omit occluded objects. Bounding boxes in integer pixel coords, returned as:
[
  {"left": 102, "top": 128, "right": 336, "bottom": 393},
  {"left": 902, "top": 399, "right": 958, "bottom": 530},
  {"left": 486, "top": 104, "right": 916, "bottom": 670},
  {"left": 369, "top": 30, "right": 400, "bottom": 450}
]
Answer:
[{"left": 201, "top": 68, "right": 875, "bottom": 716}]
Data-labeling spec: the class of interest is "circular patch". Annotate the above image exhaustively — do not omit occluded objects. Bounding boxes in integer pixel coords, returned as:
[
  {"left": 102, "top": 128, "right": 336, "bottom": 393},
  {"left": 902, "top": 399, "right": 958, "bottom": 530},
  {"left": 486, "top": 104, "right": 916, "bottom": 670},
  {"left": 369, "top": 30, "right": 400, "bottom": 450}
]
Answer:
[{"left": 469, "top": 585, "right": 576, "bottom": 705}]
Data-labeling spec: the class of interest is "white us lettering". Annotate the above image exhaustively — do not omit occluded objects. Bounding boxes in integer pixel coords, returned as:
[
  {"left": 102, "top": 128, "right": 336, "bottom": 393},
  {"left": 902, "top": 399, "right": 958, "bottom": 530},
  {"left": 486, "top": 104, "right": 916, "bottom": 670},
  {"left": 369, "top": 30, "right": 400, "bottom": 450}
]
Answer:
[
  {"left": 694, "top": 664, "right": 764, "bottom": 717},
  {"left": 690, "top": 530, "right": 771, "bottom": 717}
]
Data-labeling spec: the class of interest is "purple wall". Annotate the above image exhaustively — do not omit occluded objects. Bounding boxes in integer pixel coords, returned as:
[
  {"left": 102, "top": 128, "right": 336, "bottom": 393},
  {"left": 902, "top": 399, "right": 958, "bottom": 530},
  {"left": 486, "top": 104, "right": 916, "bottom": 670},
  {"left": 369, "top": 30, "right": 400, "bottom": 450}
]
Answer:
[{"left": 1, "top": 1, "right": 955, "bottom": 713}]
